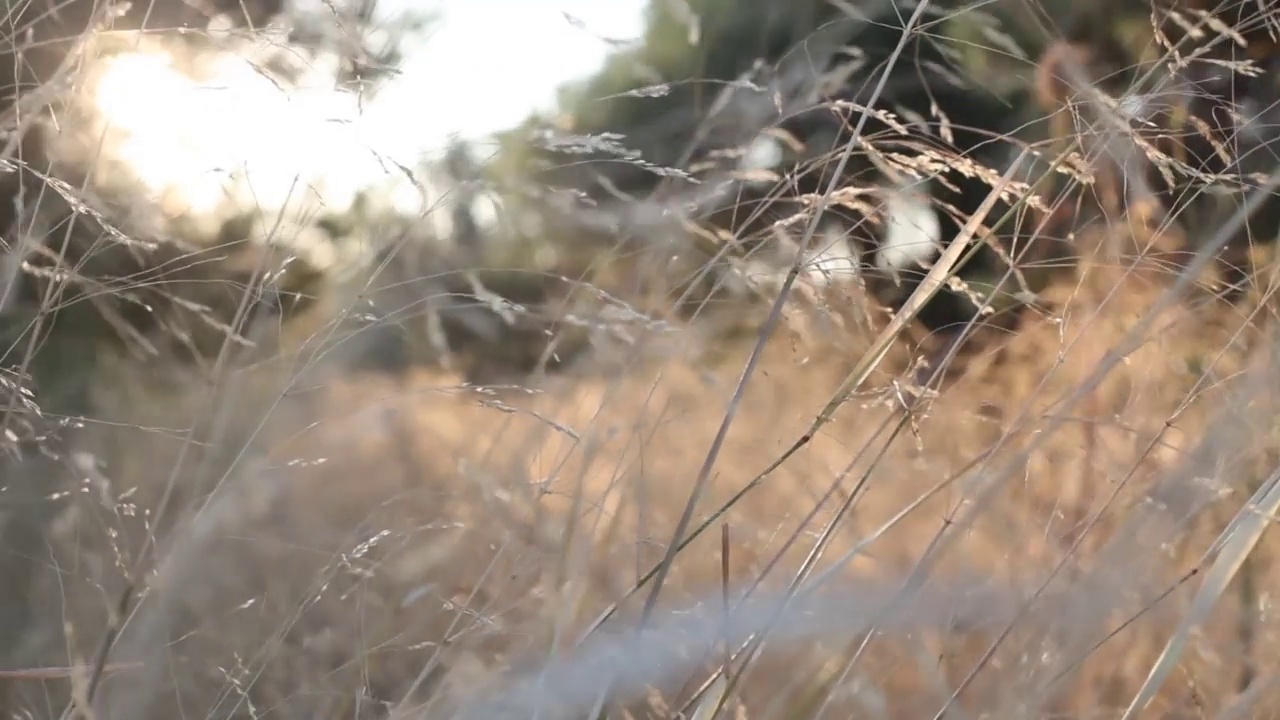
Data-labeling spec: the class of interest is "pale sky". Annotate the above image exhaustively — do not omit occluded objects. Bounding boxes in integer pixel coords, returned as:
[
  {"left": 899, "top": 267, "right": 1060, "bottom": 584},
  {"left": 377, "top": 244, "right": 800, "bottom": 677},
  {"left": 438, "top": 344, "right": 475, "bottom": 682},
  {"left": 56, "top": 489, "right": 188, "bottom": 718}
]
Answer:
[{"left": 369, "top": 0, "right": 648, "bottom": 159}]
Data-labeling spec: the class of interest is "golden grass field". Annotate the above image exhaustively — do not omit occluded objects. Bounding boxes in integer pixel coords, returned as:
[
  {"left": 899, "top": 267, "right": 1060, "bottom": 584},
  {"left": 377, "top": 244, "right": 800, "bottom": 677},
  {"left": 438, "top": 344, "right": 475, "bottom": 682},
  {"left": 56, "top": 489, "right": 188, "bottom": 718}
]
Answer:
[{"left": 5, "top": 216, "right": 1280, "bottom": 720}]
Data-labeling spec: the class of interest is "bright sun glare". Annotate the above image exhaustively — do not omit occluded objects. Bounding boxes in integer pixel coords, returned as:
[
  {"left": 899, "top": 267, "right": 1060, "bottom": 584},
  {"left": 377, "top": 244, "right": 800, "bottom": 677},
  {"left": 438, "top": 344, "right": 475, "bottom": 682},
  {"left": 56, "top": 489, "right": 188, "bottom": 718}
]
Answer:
[{"left": 80, "top": 0, "right": 646, "bottom": 249}]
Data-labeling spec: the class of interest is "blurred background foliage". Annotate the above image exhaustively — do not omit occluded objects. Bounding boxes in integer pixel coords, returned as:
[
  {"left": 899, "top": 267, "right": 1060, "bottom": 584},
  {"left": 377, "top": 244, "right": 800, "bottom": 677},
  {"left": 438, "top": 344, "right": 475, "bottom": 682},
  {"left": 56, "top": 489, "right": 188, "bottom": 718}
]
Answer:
[
  {"left": 0, "top": 0, "right": 1213, "bottom": 432},
  {"left": 0, "top": 0, "right": 1195, "bottom": 419}
]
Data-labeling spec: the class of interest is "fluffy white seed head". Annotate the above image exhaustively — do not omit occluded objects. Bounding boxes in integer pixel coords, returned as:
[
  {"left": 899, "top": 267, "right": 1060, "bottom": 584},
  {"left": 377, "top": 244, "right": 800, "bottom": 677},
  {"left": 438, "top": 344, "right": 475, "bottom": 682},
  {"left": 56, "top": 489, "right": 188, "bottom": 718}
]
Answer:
[
  {"left": 875, "top": 187, "right": 943, "bottom": 274},
  {"left": 803, "top": 224, "right": 861, "bottom": 287},
  {"left": 740, "top": 134, "right": 785, "bottom": 174}
]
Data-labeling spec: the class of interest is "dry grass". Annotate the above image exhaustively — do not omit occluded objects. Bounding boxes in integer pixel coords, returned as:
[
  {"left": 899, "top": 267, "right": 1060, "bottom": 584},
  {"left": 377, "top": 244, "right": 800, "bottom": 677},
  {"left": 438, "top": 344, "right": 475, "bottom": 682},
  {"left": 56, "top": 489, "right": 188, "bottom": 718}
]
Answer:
[
  {"left": 7, "top": 3, "right": 1280, "bottom": 717},
  {"left": 5, "top": 214, "right": 1280, "bottom": 719}
]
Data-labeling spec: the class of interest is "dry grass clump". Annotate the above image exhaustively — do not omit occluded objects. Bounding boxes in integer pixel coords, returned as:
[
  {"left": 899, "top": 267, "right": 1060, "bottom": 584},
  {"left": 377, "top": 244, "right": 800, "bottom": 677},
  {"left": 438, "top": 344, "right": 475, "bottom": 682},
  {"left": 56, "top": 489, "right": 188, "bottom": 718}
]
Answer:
[{"left": 5, "top": 209, "right": 1280, "bottom": 719}]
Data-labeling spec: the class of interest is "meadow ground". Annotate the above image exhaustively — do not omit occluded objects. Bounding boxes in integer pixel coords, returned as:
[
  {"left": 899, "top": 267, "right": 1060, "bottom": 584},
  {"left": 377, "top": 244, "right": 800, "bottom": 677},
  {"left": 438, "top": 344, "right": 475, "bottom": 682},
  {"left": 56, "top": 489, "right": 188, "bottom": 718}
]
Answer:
[{"left": 4, "top": 219, "right": 1280, "bottom": 719}]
